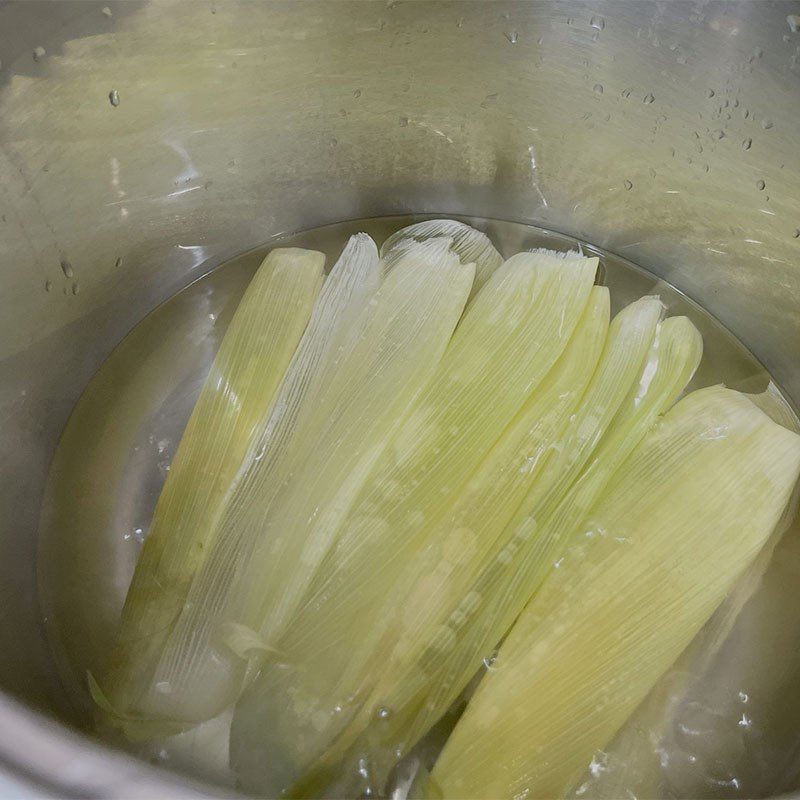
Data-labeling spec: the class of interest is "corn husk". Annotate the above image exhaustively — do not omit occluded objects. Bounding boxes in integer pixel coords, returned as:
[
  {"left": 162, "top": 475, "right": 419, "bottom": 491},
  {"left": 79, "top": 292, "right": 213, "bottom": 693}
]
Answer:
[
  {"left": 433, "top": 386, "right": 800, "bottom": 800},
  {"left": 95, "top": 247, "right": 325, "bottom": 735},
  {"left": 385, "top": 313, "right": 701, "bottom": 769},
  {"left": 339, "top": 299, "right": 685, "bottom": 780},
  {"left": 230, "top": 249, "right": 599, "bottom": 797},
  {"left": 284, "top": 308, "right": 697, "bottom": 795},
  {"left": 380, "top": 219, "right": 503, "bottom": 296},
  {"left": 279, "top": 286, "right": 610, "bottom": 797},
  {"left": 567, "top": 381, "right": 800, "bottom": 800},
  {"left": 233, "top": 238, "right": 476, "bottom": 637},
  {"left": 112, "top": 237, "right": 476, "bottom": 734},
  {"left": 238, "top": 296, "right": 700, "bottom": 800}
]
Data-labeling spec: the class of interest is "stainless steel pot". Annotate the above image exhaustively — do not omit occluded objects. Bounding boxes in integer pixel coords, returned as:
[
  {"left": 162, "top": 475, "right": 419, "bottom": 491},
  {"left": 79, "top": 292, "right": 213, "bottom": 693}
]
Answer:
[{"left": 1, "top": 0, "right": 799, "bottom": 795}]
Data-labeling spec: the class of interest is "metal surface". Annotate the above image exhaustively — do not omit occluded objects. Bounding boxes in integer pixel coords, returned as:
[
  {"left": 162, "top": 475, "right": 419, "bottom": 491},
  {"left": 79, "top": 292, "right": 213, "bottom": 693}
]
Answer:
[{"left": 0, "top": 0, "right": 799, "bottom": 794}]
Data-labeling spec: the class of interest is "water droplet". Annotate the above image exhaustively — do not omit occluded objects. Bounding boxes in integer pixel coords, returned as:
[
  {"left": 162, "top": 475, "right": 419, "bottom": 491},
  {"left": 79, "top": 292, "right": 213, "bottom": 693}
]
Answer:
[
  {"left": 757, "top": 179, "right": 766, "bottom": 190},
  {"left": 742, "top": 108, "right": 750, "bottom": 119},
  {"left": 353, "top": 88, "right": 362, "bottom": 98},
  {"left": 44, "top": 280, "right": 52, "bottom": 292},
  {"left": 741, "top": 137, "right": 752, "bottom": 150},
  {"left": 793, "top": 229, "right": 800, "bottom": 238},
  {"left": 566, "top": 17, "right": 574, "bottom": 25},
  {"left": 377, "top": 706, "right": 391, "bottom": 719},
  {"left": 706, "top": 88, "right": 715, "bottom": 98},
  {"left": 108, "top": 89, "right": 120, "bottom": 107},
  {"left": 60, "top": 258, "right": 74, "bottom": 279},
  {"left": 456, "top": 17, "right": 464, "bottom": 28},
  {"left": 621, "top": 88, "right": 631, "bottom": 99},
  {"left": 593, "top": 83, "right": 604, "bottom": 95},
  {"left": 713, "top": 129, "right": 725, "bottom": 140},
  {"left": 483, "top": 650, "right": 499, "bottom": 669},
  {"left": 624, "top": 179, "right": 633, "bottom": 191},
  {"left": 649, "top": 167, "right": 657, "bottom": 179},
  {"left": 504, "top": 31, "right": 518, "bottom": 44},
  {"left": 398, "top": 115, "right": 408, "bottom": 127},
  {"left": 703, "top": 163, "right": 710, "bottom": 173},
  {"left": 761, "top": 118, "right": 773, "bottom": 129},
  {"left": 643, "top": 93, "right": 655, "bottom": 104},
  {"left": 124, "top": 526, "right": 146, "bottom": 543},
  {"left": 101, "top": 6, "right": 112, "bottom": 17},
  {"left": 590, "top": 15, "right": 605, "bottom": 30},
  {"left": 115, "top": 256, "right": 123, "bottom": 268},
  {"left": 537, "top": 36, "right": 544, "bottom": 46},
  {"left": 788, "top": 15, "right": 800, "bottom": 33},
  {"left": 71, "top": 282, "right": 80, "bottom": 295},
  {"left": 33, "top": 46, "right": 46, "bottom": 62}
]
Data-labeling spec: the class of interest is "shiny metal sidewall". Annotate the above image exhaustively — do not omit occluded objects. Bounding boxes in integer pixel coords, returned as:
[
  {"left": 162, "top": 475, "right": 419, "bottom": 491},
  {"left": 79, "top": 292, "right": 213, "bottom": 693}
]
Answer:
[{"left": 0, "top": 0, "right": 798, "bottom": 794}]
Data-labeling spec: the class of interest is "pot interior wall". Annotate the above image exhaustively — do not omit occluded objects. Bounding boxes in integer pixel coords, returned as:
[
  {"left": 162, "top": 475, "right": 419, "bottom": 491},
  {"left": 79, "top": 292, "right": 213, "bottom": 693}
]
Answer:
[{"left": 0, "top": 0, "right": 798, "bottom": 794}]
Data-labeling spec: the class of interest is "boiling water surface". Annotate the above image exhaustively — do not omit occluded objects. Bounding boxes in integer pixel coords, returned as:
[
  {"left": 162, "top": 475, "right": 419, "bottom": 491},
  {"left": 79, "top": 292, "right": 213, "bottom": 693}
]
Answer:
[{"left": 37, "top": 216, "right": 800, "bottom": 797}]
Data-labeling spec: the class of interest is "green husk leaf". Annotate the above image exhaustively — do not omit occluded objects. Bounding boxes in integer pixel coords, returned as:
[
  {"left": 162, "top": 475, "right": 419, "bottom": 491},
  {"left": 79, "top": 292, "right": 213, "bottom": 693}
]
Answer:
[
  {"left": 373, "top": 287, "right": 612, "bottom": 701},
  {"left": 380, "top": 219, "right": 503, "bottom": 296},
  {"left": 97, "top": 247, "right": 325, "bottom": 734},
  {"left": 433, "top": 386, "right": 800, "bottom": 800},
  {"left": 357, "top": 298, "right": 685, "bottom": 769},
  {"left": 283, "top": 286, "right": 611, "bottom": 797},
  {"left": 230, "top": 249, "right": 599, "bottom": 797},
  {"left": 236, "top": 237, "right": 477, "bottom": 637},
  {"left": 131, "top": 237, "right": 476, "bottom": 732},
  {"left": 567, "top": 381, "right": 800, "bottom": 800},
  {"left": 414, "top": 312, "right": 701, "bottom": 747}
]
